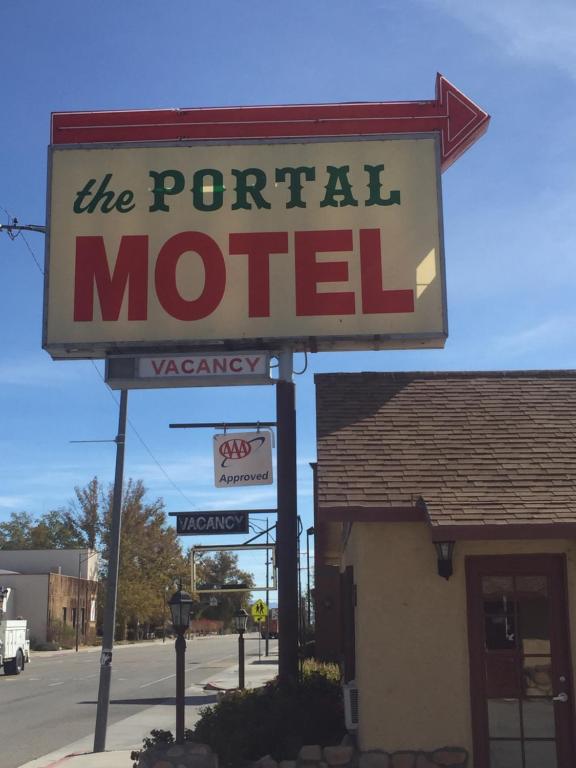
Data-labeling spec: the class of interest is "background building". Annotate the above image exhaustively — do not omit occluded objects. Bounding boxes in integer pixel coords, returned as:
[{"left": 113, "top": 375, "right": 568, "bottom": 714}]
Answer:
[{"left": 0, "top": 549, "right": 99, "bottom": 647}]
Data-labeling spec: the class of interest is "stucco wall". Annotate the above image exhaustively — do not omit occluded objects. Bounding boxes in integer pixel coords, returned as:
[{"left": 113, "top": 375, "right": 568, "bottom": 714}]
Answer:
[
  {"left": 345, "top": 522, "right": 576, "bottom": 759},
  {"left": 0, "top": 574, "right": 50, "bottom": 643}
]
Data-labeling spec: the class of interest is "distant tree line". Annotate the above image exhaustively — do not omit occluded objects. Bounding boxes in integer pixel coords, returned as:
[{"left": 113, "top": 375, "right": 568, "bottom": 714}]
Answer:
[{"left": 0, "top": 477, "right": 254, "bottom": 640}]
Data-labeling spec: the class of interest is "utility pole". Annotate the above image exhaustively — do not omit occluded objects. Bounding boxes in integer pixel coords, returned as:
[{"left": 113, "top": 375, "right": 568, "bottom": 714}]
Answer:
[
  {"left": 94, "top": 389, "right": 128, "bottom": 753},
  {"left": 0, "top": 220, "right": 46, "bottom": 236}
]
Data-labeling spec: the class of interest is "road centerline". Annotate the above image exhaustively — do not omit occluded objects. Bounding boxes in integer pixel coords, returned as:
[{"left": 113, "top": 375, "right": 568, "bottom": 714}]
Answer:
[{"left": 139, "top": 673, "right": 175, "bottom": 688}]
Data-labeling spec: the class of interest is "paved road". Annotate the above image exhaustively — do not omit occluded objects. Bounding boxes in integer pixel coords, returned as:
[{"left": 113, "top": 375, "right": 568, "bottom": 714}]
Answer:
[{"left": 0, "top": 633, "right": 269, "bottom": 768}]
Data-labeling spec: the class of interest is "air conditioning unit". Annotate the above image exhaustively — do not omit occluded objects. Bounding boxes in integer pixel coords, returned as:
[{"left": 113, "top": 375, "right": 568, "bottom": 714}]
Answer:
[{"left": 343, "top": 680, "right": 359, "bottom": 731}]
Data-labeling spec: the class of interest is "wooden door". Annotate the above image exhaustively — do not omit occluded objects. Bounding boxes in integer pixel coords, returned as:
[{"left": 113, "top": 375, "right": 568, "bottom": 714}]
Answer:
[{"left": 466, "top": 555, "right": 575, "bottom": 767}]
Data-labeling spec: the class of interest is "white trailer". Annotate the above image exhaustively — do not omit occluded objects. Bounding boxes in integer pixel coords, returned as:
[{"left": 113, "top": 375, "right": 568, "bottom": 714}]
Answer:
[{"left": 0, "top": 587, "right": 30, "bottom": 675}]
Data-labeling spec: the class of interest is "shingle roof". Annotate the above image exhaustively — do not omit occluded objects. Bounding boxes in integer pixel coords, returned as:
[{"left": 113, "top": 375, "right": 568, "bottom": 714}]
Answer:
[{"left": 315, "top": 371, "right": 576, "bottom": 530}]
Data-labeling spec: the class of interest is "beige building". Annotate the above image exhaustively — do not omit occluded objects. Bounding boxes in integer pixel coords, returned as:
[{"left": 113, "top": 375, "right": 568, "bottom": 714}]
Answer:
[
  {"left": 0, "top": 549, "right": 99, "bottom": 647},
  {"left": 314, "top": 371, "right": 576, "bottom": 768}
]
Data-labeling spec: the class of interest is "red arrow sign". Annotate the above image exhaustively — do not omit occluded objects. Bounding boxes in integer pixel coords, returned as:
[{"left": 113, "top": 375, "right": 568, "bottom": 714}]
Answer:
[{"left": 51, "top": 74, "right": 489, "bottom": 171}]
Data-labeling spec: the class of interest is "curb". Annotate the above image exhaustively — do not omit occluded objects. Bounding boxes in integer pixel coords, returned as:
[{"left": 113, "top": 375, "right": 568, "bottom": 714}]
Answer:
[
  {"left": 37, "top": 755, "right": 84, "bottom": 768},
  {"left": 202, "top": 682, "right": 226, "bottom": 691},
  {"left": 31, "top": 634, "right": 223, "bottom": 659}
]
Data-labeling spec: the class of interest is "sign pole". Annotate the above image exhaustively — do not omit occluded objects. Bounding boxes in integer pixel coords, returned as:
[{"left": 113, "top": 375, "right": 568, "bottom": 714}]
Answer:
[
  {"left": 265, "top": 519, "right": 270, "bottom": 658},
  {"left": 94, "top": 389, "right": 128, "bottom": 753},
  {"left": 276, "top": 350, "right": 299, "bottom": 685}
]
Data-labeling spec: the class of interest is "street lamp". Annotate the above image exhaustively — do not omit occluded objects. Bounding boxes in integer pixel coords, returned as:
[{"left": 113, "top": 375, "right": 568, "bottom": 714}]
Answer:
[
  {"left": 233, "top": 608, "right": 249, "bottom": 690},
  {"left": 168, "top": 587, "right": 194, "bottom": 744}
]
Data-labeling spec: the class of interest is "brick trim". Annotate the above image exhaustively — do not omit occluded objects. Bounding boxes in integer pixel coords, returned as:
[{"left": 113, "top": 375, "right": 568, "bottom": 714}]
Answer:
[{"left": 318, "top": 505, "right": 576, "bottom": 540}]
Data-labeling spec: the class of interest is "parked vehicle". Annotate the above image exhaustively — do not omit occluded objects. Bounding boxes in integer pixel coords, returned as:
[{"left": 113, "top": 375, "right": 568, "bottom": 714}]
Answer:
[
  {"left": 0, "top": 587, "right": 30, "bottom": 675},
  {"left": 260, "top": 607, "right": 279, "bottom": 639}
]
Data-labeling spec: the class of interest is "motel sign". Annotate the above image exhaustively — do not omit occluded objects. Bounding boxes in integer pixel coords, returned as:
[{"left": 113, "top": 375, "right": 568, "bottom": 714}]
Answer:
[{"left": 44, "top": 74, "right": 488, "bottom": 361}]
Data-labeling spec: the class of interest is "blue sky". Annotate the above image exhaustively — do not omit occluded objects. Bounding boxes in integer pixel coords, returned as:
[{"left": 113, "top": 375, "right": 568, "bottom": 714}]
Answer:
[{"left": 1, "top": 0, "right": 575, "bottom": 588}]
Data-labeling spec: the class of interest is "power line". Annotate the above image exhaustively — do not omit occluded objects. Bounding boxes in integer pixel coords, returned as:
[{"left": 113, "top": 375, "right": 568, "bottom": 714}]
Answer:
[
  {"left": 90, "top": 362, "right": 197, "bottom": 508},
  {"left": 0, "top": 209, "right": 45, "bottom": 274},
  {"left": 18, "top": 231, "right": 45, "bottom": 275},
  {"left": 2, "top": 206, "right": 196, "bottom": 509}
]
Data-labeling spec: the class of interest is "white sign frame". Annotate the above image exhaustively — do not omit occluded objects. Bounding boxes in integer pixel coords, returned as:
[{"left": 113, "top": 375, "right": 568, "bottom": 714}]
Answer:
[
  {"left": 44, "top": 134, "right": 447, "bottom": 359},
  {"left": 213, "top": 430, "right": 274, "bottom": 488},
  {"left": 105, "top": 351, "right": 272, "bottom": 389}
]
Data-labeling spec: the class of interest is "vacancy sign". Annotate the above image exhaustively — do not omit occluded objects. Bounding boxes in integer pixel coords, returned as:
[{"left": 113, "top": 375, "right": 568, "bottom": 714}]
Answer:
[
  {"left": 172, "top": 511, "right": 249, "bottom": 535},
  {"left": 214, "top": 431, "right": 273, "bottom": 488},
  {"left": 105, "top": 352, "right": 271, "bottom": 389},
  {"left": 44, "top": 76, "right": 489, "bottom": 360}
]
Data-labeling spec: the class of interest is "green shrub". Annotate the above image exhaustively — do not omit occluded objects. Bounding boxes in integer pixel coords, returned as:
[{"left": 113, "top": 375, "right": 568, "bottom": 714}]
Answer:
[
  {"left": 47, "top": 620, "right": 76, "bottom": 649},
  {"left": 31, "top": 641, "right": 60, "bottom": 652},
  {"left": 191, "top": 669, "right": 345, "bottom": 767},
  {"left": 131, "top": 729, "right": 175, "bottom": 766},
  {"left": 300, "top": 658, "right": 341, "bottom": 683},
  {"left": 141, "top": 728, "right": 174, "bottom": 750},
  {"left": 134, "top": 665, "right": 344, "bottom": 768}
]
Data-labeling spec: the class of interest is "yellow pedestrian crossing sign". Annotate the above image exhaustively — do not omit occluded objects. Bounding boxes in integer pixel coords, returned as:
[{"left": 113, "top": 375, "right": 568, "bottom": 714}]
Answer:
[{"left": 251, "top": 599, "right": 268, "bottom": 623}]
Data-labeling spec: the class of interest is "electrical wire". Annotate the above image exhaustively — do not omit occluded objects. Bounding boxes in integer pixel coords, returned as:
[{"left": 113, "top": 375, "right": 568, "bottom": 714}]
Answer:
[
  {"left": 271, "top": 351, "right": 308, "bottom": 375},
  {"left": 2, "top": 205, "right": 197, "bottom": 510},
  {"left": 1, "top": 209, "right": 45, "bottom": 275},
  {"left": 293, "top": 351, "right": 308, "bottom": 375},
  {"left": 19, "top": 231, "right": 45, "bottom": 275},
  {"left": 90, "top": 362, "right": 198, "bottom": 508}
]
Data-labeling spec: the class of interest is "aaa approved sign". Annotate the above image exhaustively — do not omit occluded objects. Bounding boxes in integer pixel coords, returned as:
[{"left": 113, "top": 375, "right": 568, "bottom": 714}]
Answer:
[{"left": 214, "top": 431, "right": 273, "bottom": 488}]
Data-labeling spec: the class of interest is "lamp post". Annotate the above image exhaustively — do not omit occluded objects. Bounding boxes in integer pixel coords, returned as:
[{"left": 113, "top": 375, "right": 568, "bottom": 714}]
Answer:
[
  {"left": 168, "top": 587, "right": 194, "bottom": 744},
  {"left": 233, "top": 608, "right": 249, "bottom": 690}
]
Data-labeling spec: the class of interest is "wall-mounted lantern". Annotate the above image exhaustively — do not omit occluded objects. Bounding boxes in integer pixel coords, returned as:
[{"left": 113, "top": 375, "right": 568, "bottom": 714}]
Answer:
[{"left": 434, "top": 541, "right": 455, "bottom": 580}]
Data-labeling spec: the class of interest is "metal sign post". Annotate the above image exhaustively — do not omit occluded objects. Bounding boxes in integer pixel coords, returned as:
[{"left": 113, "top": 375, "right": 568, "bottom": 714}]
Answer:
[
  {"left": 276, "top": 351, "right": 299, "bottom": 685},
  {"left": 251, "top": 599, "right": 268, "bottom": 661}
]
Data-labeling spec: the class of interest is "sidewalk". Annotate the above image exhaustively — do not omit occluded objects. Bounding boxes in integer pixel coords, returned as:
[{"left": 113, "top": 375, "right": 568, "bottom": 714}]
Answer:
[{"left": 18, "top": 652, "right": 278, "bottom": 768}]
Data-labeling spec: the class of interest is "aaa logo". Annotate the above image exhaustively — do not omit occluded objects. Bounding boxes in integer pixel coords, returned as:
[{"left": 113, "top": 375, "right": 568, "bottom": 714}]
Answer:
[{"left": 218, "top": 435, "right": 266, "bottom": 466}]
